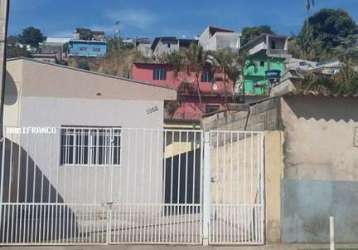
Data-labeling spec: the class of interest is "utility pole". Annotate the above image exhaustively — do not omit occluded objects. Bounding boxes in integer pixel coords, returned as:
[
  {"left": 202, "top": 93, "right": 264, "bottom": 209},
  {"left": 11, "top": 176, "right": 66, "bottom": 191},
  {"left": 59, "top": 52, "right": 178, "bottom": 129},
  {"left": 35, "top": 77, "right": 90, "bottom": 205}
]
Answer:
[{"left": 0, "top": 0, "right": 9, "bottom": 138}]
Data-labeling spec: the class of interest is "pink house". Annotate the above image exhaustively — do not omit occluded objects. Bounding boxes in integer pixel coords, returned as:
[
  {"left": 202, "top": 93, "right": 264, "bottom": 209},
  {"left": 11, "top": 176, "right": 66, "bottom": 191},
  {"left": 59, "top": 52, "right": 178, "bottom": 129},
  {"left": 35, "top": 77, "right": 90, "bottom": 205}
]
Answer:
[{"left": 131, "top": 62, "right": 235, "bottom": 123}]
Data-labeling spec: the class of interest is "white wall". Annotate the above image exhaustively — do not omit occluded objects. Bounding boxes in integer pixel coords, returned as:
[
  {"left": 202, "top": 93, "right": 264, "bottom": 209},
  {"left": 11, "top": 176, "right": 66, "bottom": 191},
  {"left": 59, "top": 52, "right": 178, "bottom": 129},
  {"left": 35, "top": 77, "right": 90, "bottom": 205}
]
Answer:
[
  {"left": 13, "top": 97, "right": 165, "bottom": 206},
  {"left": 199, "top": 32, "right": 240, "bottom": 51}
]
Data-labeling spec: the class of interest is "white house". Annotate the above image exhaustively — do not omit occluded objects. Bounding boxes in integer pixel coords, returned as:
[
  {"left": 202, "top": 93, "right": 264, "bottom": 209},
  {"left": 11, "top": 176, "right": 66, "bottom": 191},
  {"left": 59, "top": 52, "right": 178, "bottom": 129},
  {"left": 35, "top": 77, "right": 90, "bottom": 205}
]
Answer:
[
  {"left": 3, "top": 57, "right": 177, "bottom": 208},
  {"left": 198, "top": 26, "right": 241, "bottom": 51},
  {"left": 241, "top": 33, "right": 290, "bottom": 58}
]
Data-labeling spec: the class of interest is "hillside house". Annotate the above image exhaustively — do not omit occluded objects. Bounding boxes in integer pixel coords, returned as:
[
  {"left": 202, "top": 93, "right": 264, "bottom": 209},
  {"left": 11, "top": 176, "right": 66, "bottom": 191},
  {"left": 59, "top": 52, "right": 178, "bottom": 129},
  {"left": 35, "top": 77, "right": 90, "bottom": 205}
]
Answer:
[
  {"left": 241, "top": 34, "right": 290, "bottom": 95},
  {"left": 198, "top": 26, "right": 241, "bottom": 51},
  {"left": 131, "top": 62, "right": 235, "bottom": 125},
  {"left": 151, "top": 37, "right": 198, "bottom": 58},
  {"left": 135, "top": 38, "right": 152, "bottom": 58},
  {"left": 2, "top": 57, "right": 176, "bottom": 221}
]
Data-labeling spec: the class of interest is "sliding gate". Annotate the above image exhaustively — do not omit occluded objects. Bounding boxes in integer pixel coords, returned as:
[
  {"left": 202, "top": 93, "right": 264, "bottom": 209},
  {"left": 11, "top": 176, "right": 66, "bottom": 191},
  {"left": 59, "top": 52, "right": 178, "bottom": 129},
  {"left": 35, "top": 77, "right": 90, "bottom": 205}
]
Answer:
[{"left": 0, "top": 127, "right": 264, "bottom": 245}]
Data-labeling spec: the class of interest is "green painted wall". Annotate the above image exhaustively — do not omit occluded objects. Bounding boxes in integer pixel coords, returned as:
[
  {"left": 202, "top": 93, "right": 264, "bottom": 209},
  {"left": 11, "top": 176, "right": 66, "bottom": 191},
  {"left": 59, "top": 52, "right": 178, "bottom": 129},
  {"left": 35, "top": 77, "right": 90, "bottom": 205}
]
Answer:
[{"left": 243, "top": 56, "right": 285, "bottom": 95}]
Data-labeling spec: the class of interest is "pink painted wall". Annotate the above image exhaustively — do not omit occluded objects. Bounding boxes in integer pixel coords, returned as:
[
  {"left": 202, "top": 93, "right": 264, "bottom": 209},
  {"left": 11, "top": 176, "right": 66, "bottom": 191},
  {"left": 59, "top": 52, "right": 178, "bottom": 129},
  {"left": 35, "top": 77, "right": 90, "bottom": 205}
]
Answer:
[
  {"left": 131, "top": 63, "right": 234, "bottom": 121},
  {"left": 131, "top": 63, "right": 234, "bottom": 95}
]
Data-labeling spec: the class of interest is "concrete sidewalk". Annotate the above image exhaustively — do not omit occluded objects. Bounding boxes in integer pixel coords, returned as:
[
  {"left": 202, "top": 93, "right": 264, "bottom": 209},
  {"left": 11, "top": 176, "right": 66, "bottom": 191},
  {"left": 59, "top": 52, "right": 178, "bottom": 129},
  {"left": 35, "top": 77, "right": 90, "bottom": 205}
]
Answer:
[{"left": 1, "top": 244, "right": 358, "bottom": 250}]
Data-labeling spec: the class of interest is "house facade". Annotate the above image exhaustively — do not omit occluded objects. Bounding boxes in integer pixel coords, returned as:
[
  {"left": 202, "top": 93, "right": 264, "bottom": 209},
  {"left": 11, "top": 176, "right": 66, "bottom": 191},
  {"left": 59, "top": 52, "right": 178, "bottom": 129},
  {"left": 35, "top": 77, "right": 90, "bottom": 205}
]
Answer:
[
  {"left": 151, "top": 37, "right": 198, "bottom": 58},
  {"left": 131, "top": 62, "right": 234, "bottom": 123},
  {"left": 241, "top": 34, "right": 290, "bottom": 95},
  {"left": 199, "top": 26, "right": 241, "bottom": 51},
  {"left": 3, "top": 58, "right": 176, "bottom": 206}
]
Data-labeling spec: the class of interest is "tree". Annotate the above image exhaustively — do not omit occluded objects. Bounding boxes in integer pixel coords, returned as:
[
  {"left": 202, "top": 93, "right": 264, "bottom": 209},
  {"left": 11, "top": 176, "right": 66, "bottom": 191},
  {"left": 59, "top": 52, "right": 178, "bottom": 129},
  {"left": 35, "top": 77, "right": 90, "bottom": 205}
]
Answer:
[
  {"left": 240, "top": 25, "right": 275, "bottom": 46},
  {"left": 78, "top": 60, "right": 90, "bottom": 70},
  {"left": 297, "top": 9, "right": 357, "bottom": 59},
  {"left": 207, "top": 48, "right": 243, "bottom": 102},
  {"left": 162, "top": 50, "right": 185, "bottom": 77},
  {"left": 302, "top": 59, "right": 358, "bottom": 95},
  {"left": 6, "top": 46, "right": 30, "bottom": 58},
  {"left": 162, "top": 44, "right": 208, "bottom": 103},
  {"left": 183, "top": 43, "right": 208, "bottom": 103},
  {"left": 18, "top": 26, "right": 45, "bottom": 48}
]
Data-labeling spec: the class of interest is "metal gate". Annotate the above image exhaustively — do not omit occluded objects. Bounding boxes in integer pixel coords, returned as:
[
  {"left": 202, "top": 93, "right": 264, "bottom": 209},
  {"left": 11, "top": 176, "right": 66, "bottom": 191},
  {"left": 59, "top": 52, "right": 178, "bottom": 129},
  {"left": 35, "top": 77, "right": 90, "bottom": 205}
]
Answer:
[
  {"left": 0, "top": 127, "right": 263, "bottom": 246},
  {"left": 206, "top": 131, "right": 264, "bottom": 245}
]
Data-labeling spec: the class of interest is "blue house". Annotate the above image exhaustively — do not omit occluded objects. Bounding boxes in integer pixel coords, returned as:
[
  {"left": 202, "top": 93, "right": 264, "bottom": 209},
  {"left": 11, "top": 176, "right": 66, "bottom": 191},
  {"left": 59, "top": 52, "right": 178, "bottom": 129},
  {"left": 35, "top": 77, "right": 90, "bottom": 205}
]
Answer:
[{"left": 68, "top": 40, "right": 107, "bottom": 57}]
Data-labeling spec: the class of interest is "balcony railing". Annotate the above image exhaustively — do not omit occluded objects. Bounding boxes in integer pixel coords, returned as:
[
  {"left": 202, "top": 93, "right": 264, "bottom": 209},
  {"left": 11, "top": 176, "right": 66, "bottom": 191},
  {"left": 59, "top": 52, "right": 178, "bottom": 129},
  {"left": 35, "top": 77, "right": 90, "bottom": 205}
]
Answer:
[{"left": 267, "top": 49, "right": 289, "bottom": 57}]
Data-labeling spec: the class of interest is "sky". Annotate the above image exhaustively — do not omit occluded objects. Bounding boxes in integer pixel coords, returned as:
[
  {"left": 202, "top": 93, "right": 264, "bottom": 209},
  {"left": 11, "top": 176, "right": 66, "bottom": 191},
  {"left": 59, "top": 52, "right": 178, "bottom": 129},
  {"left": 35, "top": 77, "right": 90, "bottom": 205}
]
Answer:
[{"left": 8, "top": 0, "right": 358, "bottom": 39}]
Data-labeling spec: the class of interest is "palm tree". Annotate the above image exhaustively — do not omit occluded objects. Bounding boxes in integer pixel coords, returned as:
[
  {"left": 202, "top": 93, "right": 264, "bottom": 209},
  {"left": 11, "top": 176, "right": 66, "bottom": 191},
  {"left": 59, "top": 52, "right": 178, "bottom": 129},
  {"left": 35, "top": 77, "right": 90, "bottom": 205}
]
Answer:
[
  {"left": 183, "top": 43, "right": 208, "bottom": 103},
  {"left": 207, "top": 48, "right": 244, "bottom": 103},
  {"left": 163, "top": 50, "right": 185, "bottom": 78},
  {"left": 164, "top": 44, "right": 208, "bottom": 103}
]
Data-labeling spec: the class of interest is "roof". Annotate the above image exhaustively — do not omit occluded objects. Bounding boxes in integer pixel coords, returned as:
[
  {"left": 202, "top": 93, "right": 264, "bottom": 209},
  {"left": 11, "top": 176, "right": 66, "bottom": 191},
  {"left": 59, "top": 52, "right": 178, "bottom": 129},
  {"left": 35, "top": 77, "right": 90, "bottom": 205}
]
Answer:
[
  {"left": 270, "top": 77, "right": 358, "bottom": 99},
  {"left": 178, "top": 39, "right": 198, "bottom": 48},
  {"left": 151, "top": 36, "right": 178, "bottom": 50},
  {"left": 7, "top": 57, "right": 177, "bottom": 101},
  {"left": 207, "top": 26, "right": 234, "bottom": 36}
]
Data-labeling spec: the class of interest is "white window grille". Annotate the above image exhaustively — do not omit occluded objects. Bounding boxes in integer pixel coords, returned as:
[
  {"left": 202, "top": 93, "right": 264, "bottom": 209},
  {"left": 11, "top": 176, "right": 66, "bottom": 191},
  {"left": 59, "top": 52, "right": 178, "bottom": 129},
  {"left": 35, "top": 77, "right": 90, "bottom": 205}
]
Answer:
[{"left": 60, "top": 126, "right": 121, "bottom": 166}]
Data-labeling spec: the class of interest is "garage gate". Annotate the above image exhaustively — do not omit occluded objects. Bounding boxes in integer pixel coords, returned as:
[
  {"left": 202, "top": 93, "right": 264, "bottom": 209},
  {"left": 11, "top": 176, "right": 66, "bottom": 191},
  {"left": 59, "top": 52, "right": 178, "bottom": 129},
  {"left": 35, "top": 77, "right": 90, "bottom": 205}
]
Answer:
[{"left": 0, "top": 127, "right": 264, "bottom": 245}]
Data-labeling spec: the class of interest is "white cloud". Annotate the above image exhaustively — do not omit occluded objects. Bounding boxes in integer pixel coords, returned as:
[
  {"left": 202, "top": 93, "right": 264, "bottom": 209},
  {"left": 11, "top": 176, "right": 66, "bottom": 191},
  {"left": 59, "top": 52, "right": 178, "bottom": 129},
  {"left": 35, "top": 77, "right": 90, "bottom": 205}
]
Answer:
[
  {"left": 48, "top": 30, "right": 73, "bottom": 38},
  {"left": 106, "top": 9, "right": 157, "bottom": 30}
]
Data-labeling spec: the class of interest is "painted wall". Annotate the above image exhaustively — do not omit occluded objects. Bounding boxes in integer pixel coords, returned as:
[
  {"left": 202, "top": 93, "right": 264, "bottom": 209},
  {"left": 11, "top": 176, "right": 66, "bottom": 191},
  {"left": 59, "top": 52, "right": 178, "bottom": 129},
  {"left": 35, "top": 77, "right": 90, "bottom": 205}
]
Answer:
[
  {"left": 131, "top": 63, "right": 234, "bottom": 121},
  {"left": 131, "top": 63, "right": 233, "bottom": 94},
  {"left": 68, "top": 40, "right": 107, "bottom": 57},
  {"left": 10, "top": 97, "right": 165, "bottom": 204},
  {"left": 264, "top": 131, "right": 284, "bottom": 243},
  {"left": 280, "top": 95, "right": 358, "bottom": 243},
  {"left": 243, "top": 56, "right": 285, "bottom": 95}
]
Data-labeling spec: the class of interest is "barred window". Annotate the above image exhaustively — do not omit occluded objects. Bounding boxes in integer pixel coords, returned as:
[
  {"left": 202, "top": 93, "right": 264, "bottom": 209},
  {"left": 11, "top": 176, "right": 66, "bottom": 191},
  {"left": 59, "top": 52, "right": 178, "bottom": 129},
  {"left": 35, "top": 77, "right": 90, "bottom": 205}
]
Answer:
[
  {"left": 201, "top": 71, "right": 212, "bottom": 82},
  {"left": 153, "top": 68, "right": 166, "bottom": 80},
  {"left": 60, "top": 127, "right": 121, "bottom": 166}
]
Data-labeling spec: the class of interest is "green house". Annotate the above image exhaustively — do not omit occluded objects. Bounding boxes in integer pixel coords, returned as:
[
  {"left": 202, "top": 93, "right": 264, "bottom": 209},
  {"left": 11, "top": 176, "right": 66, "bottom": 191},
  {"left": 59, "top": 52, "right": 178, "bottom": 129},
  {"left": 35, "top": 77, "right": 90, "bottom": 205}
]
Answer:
[{"left": 241, "top": 34, "right": 290, "bottom": 95}]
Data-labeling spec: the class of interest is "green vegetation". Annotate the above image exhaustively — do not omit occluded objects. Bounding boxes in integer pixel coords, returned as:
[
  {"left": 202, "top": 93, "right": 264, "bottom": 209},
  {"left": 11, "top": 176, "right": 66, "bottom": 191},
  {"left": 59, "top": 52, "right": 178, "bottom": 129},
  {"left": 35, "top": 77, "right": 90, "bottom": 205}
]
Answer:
[
  {"left": 294, "top": 8, "right": 357, "bottom": 61},
  {"left": 288, "top": 8, "right": 358, "bottom": 95},
  {"left": 301, "top": 59, "right": 358, "bottom": 95},
  {"left": 162, "top": 44, "right": 245, "bottom": 102},
  {"left": 6, "top": 46, "right": 30, "bottom": 58},
  {"left": 6, "top": 26, "right": 45, "bottom": 58},
  {"left": 17, "top": 26, "right": 46, "bottom": 48},
  {"left": 77, "top": 35, "right": 151, "bottom": 76}
]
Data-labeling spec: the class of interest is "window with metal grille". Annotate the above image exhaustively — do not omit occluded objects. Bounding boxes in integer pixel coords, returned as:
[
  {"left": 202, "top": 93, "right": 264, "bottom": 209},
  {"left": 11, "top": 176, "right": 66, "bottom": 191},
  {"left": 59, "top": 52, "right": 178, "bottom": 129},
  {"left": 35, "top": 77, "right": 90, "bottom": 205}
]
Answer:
[
  {"left": 60, "top": 127, "right": 121, "bottom": 166},
  {"left": 153, "top": 68, "right": 166, "bottom": 80},
  {"left": 201, "top": 70, "right": 212, "bottom": 82}
]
